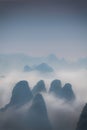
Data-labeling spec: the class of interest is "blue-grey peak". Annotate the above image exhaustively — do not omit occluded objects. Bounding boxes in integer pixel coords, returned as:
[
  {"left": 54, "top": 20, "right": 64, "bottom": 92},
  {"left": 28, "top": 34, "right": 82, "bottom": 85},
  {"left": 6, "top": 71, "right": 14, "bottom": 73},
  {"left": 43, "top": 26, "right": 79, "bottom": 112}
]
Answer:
[
  {"left": 32, "top": 80, "right": 46, "bottom": 95},
  {"left": 62, "top": 83, "right": 75, "bottom": 101},
  {"left": 23, "top": 65, "right": 32, "bottom": 72},
  {"left": 27, "top": 93, "right": 53, "bottom": 130},
  {"left": 35, "top": 63, "right": 54, "bottom": 72},
  {"left": 1, "top": 80, "right": 33, "bottom": 111},
  {"left": 49, "top": 79, "right": 62, "bottom": 97}
]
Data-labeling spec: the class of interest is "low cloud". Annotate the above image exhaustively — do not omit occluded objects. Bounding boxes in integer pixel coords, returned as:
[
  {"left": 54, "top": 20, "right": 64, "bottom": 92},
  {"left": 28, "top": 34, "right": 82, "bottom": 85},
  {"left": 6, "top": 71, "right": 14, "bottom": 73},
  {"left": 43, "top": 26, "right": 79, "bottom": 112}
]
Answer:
[
  {"left": 0, "top": 68, "right": 87, "bottom": 130},
  {"left": 43, "top": 93, "right": 84, "bottom": 130}
]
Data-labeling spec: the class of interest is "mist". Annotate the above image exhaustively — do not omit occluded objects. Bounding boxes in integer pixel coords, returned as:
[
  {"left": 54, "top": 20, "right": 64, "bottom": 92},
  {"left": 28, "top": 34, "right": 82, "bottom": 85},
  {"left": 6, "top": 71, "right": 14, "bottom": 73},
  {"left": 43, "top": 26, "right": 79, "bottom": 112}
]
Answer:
[
  {"left": 0, "top": 70, "right": 86, "bottom": 129},
  {"left": 0, "top": 68, "right": 87, "bottom": 107},
  {"left": 0, "top": 64, "right": 87, "bottom": 130},
  {"left": 0, "top": 0, "right": 87, "bottom": 129}
]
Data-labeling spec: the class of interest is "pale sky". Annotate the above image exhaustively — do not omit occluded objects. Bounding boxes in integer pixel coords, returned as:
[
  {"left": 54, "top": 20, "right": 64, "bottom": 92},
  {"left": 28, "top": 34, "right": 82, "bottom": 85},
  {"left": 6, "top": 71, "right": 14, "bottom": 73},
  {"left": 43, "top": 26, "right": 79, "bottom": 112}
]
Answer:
[{"left": 0, "top": 1, "right": 87, "bottom": 60}]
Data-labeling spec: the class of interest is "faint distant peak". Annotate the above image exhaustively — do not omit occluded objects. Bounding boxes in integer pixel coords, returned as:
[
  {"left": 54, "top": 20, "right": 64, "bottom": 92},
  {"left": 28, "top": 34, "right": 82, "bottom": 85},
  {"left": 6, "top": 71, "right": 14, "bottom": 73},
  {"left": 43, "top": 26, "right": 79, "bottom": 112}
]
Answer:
[
  {"left": 35, "top": 62, "right": 54, "bottom": 72},
  {"left": 23, "top": 65, "right": 32, "bottom": 72},
  {"left": 47, "top": 54, "right": 58, "bottom": 61}
]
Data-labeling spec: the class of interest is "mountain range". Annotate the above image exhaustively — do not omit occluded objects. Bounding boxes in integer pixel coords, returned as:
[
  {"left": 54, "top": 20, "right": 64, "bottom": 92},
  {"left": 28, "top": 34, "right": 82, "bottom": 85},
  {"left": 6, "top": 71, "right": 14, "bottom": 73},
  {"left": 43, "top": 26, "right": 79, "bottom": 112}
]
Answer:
[
  {"left": 0, "top": 53, "right": 87, "bottom": 73},
  {"left": 23, "top": 63, "right": 54, "bottom": 73},
  {"left": 49, "top": 79, "right": 75, "bottom": 101},
  {"left": 0, "top": 79, "right": 86, "bottom": 130}
]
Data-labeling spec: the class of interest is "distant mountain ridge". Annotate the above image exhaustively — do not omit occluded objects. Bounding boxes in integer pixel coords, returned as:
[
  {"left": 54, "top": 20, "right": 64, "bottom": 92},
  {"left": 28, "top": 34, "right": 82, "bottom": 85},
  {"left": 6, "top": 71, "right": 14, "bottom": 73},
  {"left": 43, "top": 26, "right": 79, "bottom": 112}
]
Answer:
[
  {"left": 0, "top": 53, "right": 87, "bottom": 73},
  {"left": 23, "top": 65, "right": 32, "bottom": 72},
  {"left": 23, "top": 63, "right": 54, "bottom": 73},
  {"left": 34, "top": 63, "right": 54, "bottom": 72}
]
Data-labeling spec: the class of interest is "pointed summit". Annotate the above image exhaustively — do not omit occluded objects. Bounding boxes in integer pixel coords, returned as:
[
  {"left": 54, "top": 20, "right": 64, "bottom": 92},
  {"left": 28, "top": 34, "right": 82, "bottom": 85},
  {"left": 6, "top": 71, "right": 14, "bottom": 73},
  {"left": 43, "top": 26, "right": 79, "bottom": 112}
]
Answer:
[
  {"left": 10, "top": 80, "right": 33, "bottom": 105},
  {"left": 27, "top": 93, "right": 52, "bottom": 130},
  {"left": 1, "top": 80, "right": 33, "bottom": 111},
  {"left": 62, "top": 83, "right": 75, "bottom": 101},
  {"left": 49, "top": 80, "right": 75, "bottom": 101},
  {"left": 49, "top": 79, "right": 62, "bottom": 97},
  {"left": 31, "top": 94, "right": 47, "bottom": 114},
  {"left": 32, "top": 80, "right": 46, "bottom": 95}
]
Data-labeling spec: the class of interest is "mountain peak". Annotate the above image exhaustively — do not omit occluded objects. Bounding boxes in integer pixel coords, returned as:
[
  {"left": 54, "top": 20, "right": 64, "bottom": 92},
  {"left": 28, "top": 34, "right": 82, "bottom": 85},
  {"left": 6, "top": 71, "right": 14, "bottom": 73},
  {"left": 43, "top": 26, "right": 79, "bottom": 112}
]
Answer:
[
  {"left": 1, "top": 80, "right": 33, "bottom": 111},
  {"left": 10, "top": 80, "right": 33, "bottom": 105},
  {"left": 62, "top": 83, "right": 75, "bottom": 101},
  {"left": 27, "top": 93, "right": 52, "bottom": 130},
  {"left": 49, "top": 80, "right": 75, "bottom": 101},
  {"left": 23, "top": 65, "right": 32, "bottom": 72},
  {"left": 35, "top": 63, "right": 54, "bottom": 72},
  {"left": 32, "top": 93, "right": 46, "bottom": 110},
  {"left": 49, "top": 79, "right": 62, "bottom": 97},
  {"left": 32, "top": 80, "right": 46, "bottom": 95}
]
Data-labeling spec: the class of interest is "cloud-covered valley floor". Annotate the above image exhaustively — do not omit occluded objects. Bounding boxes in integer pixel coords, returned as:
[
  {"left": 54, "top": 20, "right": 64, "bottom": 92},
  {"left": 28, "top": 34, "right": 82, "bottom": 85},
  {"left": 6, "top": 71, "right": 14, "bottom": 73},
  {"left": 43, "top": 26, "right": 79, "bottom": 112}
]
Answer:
[{"left": 0, "top": 69, "right": 87, "bottom": 130}]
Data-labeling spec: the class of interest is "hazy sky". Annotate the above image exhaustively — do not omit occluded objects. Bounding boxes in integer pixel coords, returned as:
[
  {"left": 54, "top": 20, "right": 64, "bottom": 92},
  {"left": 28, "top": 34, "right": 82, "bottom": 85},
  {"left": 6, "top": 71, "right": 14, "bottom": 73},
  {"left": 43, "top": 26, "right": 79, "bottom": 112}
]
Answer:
[{"left": 0, "top": 0, "right": 87, "bottom": 60}]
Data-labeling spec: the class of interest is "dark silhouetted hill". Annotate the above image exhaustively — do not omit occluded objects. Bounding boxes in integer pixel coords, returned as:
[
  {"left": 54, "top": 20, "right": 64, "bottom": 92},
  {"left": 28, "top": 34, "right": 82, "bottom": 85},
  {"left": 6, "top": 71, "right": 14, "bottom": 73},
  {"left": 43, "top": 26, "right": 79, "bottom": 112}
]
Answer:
[
  {"left": 0, "top": 94, "right": 52, "bottom": 130},
  {"left": 0, "top": 79, "right": 76, "bottom": 130},
  {"left": 49, "top": 79, "right": 62, "bottom": 97},
  {"left": 1, "top": 80, "right": 33, "bottom": 111},
  {"left": 32, "top": 80, "right": 46, "bottom": 95},
  {"left": 26, "top": 93, "right": 53, "bottom": 130},
  {"left": 76, "top": 104, "right": 87, "bottom": 130},
  {"left": 62, "top": 83, "right": 75, "bottom": 101},
  {"left": 49, "top": 80, "right": 75, "bottom": 101}
]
